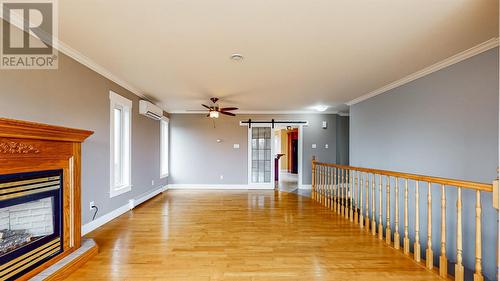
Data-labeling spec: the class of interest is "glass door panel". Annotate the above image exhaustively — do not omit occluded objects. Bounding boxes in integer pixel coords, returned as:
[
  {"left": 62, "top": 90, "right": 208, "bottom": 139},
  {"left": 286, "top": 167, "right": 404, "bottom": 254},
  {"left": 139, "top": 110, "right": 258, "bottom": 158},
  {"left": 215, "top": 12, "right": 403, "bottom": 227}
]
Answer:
[{"left": 251, "top": 127, "right": 272, "bottom": 183}]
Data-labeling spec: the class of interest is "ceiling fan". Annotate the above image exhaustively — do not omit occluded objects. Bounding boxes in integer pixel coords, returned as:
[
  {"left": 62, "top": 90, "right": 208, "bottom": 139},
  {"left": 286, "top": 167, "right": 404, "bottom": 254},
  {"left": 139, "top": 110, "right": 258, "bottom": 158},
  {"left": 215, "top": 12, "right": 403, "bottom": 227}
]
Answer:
[{"left": 200, "top": 97, "right": 239, "bottom": 118}]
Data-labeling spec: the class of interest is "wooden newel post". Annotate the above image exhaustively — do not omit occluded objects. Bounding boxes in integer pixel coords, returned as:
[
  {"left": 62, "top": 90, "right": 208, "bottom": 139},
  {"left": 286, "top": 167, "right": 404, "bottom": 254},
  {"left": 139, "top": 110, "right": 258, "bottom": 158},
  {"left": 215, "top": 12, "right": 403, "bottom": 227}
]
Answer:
[{"left": 312, "top": 156, "right": 316, "bottom": 201}]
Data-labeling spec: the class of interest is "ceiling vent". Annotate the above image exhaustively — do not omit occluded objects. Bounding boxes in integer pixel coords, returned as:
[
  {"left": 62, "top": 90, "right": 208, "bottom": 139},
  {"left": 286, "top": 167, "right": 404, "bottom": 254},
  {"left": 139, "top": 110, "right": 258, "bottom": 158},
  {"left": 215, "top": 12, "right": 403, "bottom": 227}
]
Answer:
[{"left": 139, "top": 100, "right": 163, "bottom": 121}]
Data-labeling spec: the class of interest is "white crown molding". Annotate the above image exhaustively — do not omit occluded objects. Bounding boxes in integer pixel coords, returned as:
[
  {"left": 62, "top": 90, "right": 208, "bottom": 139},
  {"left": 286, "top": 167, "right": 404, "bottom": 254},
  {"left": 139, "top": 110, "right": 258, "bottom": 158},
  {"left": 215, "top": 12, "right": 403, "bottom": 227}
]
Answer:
[
  {"left": 169, "top": 110, "right": 339, "bottom": 115},
  {"left": 346, "top": 37, "right": 500, "bottom": 106},
  {"left": 57, "top": 41, "right": 148, "bottom": 101},
  {"left": 0, "top": 13, "right": 165, "bottom": 110}
]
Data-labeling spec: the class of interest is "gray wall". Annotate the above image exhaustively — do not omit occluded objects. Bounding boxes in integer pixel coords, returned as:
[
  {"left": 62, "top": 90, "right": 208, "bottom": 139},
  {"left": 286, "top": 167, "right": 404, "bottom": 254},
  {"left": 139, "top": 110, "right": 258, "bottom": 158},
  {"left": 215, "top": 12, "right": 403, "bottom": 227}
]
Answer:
[
  {"left": 350, "top": 48, "right": 498, "bottom": 280},
  {"left": 169, "top": 113, "right": 341, "bottom": 185},
  {"left": 0, "top": 53, "right": 167, "bottom": 225},
  {"left": 336, "top": 115, "right": 349, "bottom": 165}
]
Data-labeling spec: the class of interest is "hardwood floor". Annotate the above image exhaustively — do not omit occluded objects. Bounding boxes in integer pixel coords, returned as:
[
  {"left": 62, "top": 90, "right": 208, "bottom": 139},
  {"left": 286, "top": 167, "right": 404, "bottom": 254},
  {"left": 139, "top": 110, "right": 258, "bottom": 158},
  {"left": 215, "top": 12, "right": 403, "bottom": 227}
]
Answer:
[{"left": 67, "top": 190, "right": 442, "bottom": 280}]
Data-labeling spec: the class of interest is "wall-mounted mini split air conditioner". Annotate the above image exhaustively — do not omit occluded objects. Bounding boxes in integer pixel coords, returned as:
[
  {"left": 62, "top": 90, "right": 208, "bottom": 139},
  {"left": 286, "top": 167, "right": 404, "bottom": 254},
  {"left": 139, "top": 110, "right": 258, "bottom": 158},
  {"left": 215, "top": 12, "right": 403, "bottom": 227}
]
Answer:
[{"left": 139, "top": 100, "right": 163, "bottom": 121}]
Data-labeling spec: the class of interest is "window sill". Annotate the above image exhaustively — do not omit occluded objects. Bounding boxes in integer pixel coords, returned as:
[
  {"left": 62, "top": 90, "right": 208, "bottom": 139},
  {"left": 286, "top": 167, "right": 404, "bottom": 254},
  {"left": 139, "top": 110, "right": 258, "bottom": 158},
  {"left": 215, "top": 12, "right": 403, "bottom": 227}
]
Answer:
[{"left": 110, "top": 185, "right": 131, "bottom": 198}]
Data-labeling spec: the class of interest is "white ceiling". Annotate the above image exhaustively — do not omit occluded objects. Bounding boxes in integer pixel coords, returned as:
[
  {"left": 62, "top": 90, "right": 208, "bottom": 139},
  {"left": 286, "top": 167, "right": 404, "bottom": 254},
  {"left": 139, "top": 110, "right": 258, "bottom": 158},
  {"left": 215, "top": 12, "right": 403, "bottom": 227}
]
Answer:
[{"left": 59, "top": 1, "right": 498, "bottom": 113}]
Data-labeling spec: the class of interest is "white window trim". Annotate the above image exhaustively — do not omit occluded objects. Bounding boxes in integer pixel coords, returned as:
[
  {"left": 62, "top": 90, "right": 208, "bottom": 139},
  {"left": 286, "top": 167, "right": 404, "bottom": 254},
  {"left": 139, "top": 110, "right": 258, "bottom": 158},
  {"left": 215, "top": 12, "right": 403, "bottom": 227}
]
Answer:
[
  {"left": 160, "top": 117, "right": 169, "bottom": 178},
  {"left": 109, "top": 91, "right": 132, "bottom": 198}
]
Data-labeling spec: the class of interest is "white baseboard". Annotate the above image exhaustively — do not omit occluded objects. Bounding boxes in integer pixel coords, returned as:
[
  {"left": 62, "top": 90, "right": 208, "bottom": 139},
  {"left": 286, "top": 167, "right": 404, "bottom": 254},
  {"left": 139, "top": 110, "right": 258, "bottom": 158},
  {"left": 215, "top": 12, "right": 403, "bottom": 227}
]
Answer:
[
  {"left": 129, "top": 185, "right": 166, "bottom": 208},
  {"left": 166, "top": 184, "right": 274, "bottom": 190},
  {"left": 81, "top": 185, "right": 166, "bottom": 236},
  {"left": 299, "top": 184, "right": 312, "bottom": 190}
]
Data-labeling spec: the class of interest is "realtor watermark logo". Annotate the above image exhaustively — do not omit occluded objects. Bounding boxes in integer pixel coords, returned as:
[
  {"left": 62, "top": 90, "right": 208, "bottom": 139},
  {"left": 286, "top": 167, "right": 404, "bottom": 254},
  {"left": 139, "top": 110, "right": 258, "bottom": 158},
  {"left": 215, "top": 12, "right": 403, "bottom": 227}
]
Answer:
[{"left": 1, "top": 0, "right": 58, "bottom": 69}]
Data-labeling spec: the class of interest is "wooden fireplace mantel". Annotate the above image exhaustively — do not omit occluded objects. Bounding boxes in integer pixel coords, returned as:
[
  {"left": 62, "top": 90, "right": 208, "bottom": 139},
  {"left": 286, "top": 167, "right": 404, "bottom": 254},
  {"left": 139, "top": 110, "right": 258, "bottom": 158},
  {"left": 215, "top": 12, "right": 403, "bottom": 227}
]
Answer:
[
  {"left": 0, "top": 117, "right": 93, "bottom": 142},
  {"left": 0, "top": 117, "right": 94, "bottom": 280}
]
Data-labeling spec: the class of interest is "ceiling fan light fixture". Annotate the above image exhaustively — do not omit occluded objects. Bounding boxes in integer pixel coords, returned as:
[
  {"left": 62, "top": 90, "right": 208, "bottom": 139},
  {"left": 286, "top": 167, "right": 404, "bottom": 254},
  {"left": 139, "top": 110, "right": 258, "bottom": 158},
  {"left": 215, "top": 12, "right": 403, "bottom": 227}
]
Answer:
[
  {"left": 314, "top": 105, "right": 329, "bottom": 112},
  {"left": 209, "top": 111, "right": 220, "bottom": 118}
]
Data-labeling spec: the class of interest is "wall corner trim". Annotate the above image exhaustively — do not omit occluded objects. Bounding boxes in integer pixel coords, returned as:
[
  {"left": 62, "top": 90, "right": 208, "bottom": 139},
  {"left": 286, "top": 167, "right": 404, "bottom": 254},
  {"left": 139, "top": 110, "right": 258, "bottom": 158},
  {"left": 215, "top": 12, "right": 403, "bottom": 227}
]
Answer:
[
  {"left": 81, "top": 185, "right": 166, "bottom": 236},
  {"left": 346, "top": 37, "right": 500, "bottom": 106}
]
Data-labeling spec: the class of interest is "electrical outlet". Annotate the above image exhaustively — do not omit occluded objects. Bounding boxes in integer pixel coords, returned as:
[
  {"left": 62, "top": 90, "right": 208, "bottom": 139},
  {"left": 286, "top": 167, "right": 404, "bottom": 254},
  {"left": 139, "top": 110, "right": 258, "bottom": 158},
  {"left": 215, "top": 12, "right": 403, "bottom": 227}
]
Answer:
[
  {"left": 325, "top": 144, "right": 329, "bottom": 149},
  {"left": 89, "top": 201, "right": 95, "bottom": 211},
  {"left": 151, "top": 180, "right": 155, "bottom": 186},
  {"left": 220, "top": 175, "right": 224, "bottom": 180}
]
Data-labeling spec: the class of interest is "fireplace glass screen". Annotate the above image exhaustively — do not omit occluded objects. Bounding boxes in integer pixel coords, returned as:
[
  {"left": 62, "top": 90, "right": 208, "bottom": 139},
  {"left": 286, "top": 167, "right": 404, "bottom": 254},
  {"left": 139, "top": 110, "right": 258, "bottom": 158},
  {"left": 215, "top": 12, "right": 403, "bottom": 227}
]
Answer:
[
  {"left": 0, "top": 197, "right": 55, "bottom": 256},
  {"left": 0, "top": 170, "right": 62, "bottom": 281}
]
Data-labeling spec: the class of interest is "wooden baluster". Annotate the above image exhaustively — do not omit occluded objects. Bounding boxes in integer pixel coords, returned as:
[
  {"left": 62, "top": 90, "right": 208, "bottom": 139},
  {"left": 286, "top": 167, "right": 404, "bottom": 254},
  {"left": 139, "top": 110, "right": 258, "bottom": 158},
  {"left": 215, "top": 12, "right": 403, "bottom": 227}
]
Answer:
[
  {"left": 318, "top": 165, "right": 323, "bottom": 204},
  {"left": 316, "top": 165, "right": 320, "bottom": 203},
  {"left": 371, "top": 174, "right": 376, "bottom": 236},
  {"left": 331, "top": 167, "right": 334, "bottom": 208},
  {"left": 311, "top": 159, "right": 316, "bottom": 200},
  {"left": 354, "top": 171, "right": 359, "bottom": 224},
  {"left": 359, "top": 172, "right": 364, "bottom": 228},
  {"left": 330, "top": 167, "right": 334, "bottom": 209},
  {"left": 342, "top": 169, "right": 346, "bottom": 217},
  {"left": 334, "top": 167, "right": 338, "bottom": 213},
  {"left": 322, "top": 166, "right": 327, "bottom": 207},
  {"left": 455, "top": 187, "right": 464, "bottom": 281},
  {"left": 335, "top": 168, "right": 338, "bottom": 211},
  {"left": 330, "top": 167, "right": 335, "bottom": 210},
  {"left": 403, "top": 179, "right": 410, "bottom": 255},
  {"left": 414, "top": 181, "right": 421, "bottom": 262},
  {"left": 316, "top": 165, "right": 320, "bottom": 202},
  {"left": 439, "top": 184, "right": 447, "bottom": 278},
  {"left": 365, "top": 173, "right": 370, "bottom": 230},
  {"left": 349, "top": 170, "right": 353, "bottom": 221},
  {"left": 322, "top": 166, "right": 327, "bottom": 206},
  {"left": 344, "top": 170, "right": 348, "bottom": 218},
  {"left": 473, "top": 190, "right": 483, "bottom": 281},
  {"left": 426, "top": 182, "right": 433, "bottom": 269},
  {"left": 378, "top": 174, "right": 383, "bottom": 240},
  {"left": 337, "top": 168, "right": 340, "bottom": 214},
  {"left": 385, "top": 175, "right": 391, "bottom": 244},
  {"left": 347, "top": 170, "right": 351, "bottom": 220},
  {"left": 325, "top": 167, "right": 330, "bottom": 208},
  {"left": 324, "top": 166, "right": 328, "bottom": 207},
  {"left": 394, "top": 177, "right": 400, "bottom": 249}
]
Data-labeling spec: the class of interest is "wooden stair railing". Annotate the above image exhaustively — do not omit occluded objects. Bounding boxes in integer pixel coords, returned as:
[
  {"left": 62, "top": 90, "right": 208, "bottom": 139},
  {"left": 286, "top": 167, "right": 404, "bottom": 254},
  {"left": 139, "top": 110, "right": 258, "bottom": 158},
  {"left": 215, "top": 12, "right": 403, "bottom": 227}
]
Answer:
[{"left": 311, "top": 157, "right": 498, "bottom": 281}]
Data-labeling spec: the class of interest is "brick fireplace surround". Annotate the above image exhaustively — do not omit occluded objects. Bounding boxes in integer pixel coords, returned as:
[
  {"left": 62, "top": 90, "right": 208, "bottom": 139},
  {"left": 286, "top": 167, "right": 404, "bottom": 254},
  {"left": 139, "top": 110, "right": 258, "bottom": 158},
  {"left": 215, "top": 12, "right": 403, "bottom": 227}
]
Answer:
[{"left": 0, "top": 118, "right": 96, "bottom": 280}]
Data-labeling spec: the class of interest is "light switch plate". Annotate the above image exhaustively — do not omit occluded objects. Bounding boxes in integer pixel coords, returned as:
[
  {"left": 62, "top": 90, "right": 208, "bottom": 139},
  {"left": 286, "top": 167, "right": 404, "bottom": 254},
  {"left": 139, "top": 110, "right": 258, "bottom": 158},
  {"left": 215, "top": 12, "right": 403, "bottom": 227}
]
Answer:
[
  {"left": 233, "top": 144, "right": 240, "bottom": 149},
  {"left": 312, "top": 144, "right": 317, "bottom": 149}
]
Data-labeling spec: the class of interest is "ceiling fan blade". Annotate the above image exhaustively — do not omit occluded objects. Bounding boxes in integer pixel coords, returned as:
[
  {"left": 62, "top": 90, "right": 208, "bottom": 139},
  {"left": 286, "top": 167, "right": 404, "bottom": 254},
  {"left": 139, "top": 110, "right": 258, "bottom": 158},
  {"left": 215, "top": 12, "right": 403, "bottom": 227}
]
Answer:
[
  {"left": 220, "top": 107, "right": 239, "bottom": 111},
  {"left": 206, "top": 114, "right": 210, "bottom": 117},
  {"left": 220, "top": 111, "right": 236, "bottom": 117},
  {"left": 201, "top": 104, "right": 211, "bottom": 109}
]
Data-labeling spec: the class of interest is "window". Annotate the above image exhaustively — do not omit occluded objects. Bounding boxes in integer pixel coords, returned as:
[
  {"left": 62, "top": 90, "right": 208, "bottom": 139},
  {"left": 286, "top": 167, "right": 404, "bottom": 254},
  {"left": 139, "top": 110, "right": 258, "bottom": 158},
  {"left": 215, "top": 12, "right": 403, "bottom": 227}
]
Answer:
[
  {"left": 109, "top": 91, "right": 132, "bottom": 197},
  {"left": 160, "top": 118, "right": 169, "bottom": 178}
]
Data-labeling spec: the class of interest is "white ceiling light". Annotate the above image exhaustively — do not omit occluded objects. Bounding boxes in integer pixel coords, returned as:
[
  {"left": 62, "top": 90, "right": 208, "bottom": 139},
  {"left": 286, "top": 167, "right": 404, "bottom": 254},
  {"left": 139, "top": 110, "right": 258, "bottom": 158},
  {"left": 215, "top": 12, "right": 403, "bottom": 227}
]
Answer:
[
  {"left": 230, "top": 53, "right": 244, "bottom": 61},
  {"left": 314, "top": 105, "right": 328, "bottom": 112},
  {"left": 209, "top": 111, "right": 220, "bottom": 118}
]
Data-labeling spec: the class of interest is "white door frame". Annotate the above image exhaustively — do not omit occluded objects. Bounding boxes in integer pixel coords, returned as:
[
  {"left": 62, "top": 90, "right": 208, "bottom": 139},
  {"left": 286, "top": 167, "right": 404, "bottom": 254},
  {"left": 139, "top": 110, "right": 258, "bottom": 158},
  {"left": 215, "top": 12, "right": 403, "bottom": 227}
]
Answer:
[{"left": 245, "top": 122, "right": 307, "bottom": 189}]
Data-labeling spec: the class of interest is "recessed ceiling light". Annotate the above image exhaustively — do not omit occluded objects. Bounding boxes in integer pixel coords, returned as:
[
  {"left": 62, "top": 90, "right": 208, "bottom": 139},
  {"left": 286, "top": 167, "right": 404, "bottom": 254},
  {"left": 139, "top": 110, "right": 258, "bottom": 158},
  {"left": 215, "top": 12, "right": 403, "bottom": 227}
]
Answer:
[
  {"left": 314, "top": 105, "right": 328, "bottom": 112},
  {"left": 230, "top": 53, "right": 244, "bottom": 61}
]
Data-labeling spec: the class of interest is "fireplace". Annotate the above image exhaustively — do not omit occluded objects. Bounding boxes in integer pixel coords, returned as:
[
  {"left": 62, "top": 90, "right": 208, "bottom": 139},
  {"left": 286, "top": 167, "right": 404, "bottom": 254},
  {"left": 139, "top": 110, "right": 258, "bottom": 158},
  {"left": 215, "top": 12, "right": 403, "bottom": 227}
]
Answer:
[
  {"left": 0, "top": 118, "right": 94, "bottom": 280},
  {"left": 0, "top": 170, "right": 63, "bottom": 280}
]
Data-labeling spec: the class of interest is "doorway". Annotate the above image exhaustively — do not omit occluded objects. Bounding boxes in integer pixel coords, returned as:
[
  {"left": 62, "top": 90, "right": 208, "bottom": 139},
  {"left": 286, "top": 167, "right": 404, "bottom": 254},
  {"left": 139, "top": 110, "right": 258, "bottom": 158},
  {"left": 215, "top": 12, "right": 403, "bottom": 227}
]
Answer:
[
  {"left": 274, "top": 126, "right": 299, "bottom": 192},
  {"left": 244, "top": 120, "right": 306, "bottom": 190}
]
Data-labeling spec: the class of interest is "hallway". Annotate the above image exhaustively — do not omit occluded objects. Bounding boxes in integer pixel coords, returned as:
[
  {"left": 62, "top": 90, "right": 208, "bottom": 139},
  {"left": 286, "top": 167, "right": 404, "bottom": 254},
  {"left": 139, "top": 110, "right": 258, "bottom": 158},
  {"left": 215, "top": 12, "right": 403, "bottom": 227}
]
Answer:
[{"left": 69, "top": 190, "right": 441, "bottom": 280}]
